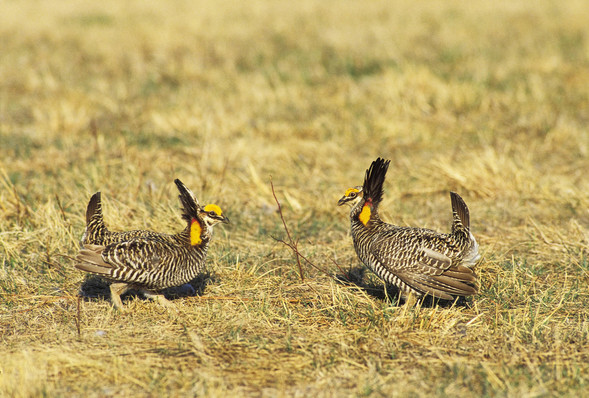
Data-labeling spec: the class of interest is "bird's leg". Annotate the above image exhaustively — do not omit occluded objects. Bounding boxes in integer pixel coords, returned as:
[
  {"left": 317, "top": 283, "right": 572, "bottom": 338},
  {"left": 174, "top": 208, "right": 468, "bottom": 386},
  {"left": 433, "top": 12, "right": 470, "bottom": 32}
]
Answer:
[
  {"left": 142, "top": 290, "right": 174, "bottom": 308},
  {"left": 110, "top": 282, "right": 130, "bottom": 310}
]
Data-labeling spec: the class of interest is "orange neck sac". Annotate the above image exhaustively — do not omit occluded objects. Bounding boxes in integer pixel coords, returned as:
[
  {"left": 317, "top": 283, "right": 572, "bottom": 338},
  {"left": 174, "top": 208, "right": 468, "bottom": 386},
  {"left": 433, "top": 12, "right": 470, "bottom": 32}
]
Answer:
[
  {"left": 190, "top": 218, "right": 203, "bottom": 246},
  {"left": 358, "top": 203, "right": 372, "bottom": 226}
]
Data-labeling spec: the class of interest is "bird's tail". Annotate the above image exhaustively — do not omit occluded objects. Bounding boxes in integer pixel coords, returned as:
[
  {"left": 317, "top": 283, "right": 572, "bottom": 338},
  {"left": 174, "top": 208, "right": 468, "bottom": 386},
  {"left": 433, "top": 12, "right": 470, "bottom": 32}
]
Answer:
[
  {"left": 450, "top": 192, "right": 480, "bottom": 267},
  {"left": 81, "top": 192, "right": 108, "bottom": 244},
  {"left": 450, "top": 192, "right": 470, "bottom": 235}
]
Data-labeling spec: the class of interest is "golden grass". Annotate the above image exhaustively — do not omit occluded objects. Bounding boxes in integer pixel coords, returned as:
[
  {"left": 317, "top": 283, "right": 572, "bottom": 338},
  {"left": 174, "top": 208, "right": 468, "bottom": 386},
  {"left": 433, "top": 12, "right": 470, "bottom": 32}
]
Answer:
[{"left": 1, "top": 0, "right": 589, "bottom": 396}]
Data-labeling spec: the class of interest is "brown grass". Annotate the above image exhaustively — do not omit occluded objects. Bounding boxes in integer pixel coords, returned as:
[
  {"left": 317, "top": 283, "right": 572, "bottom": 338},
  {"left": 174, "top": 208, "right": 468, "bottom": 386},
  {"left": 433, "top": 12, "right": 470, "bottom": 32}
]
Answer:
[{"left": 1, "top": 0, "right": 589, "bottom": 396}]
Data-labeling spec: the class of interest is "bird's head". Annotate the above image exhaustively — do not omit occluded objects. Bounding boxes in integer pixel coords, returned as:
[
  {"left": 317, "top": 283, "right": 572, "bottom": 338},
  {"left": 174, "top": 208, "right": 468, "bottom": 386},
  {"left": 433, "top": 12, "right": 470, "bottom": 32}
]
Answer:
[
  {"left": 189, "top": 203, "right": 229, "bottom": 246},
  {"left": 175, "top": 178, "right": 229, "bottom": 246},
  {"left": 199, "top": 204, "right": 230, "bottom": 227},
  {"left": 338, "top": 186, "right": 363, "bottom": 207},
  {"left": 338, "top": 158, "right": 390, "bottom": 226}
]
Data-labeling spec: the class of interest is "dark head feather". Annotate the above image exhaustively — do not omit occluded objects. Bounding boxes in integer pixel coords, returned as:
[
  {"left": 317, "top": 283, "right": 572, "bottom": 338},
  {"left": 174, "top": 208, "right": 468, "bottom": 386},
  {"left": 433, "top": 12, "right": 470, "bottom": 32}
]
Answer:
[
  {"left": 362, "top": 157, "right": 390, "bottom": 207},
  {"left": 174, "top": 179, "right": 201, "bottom": 222}
]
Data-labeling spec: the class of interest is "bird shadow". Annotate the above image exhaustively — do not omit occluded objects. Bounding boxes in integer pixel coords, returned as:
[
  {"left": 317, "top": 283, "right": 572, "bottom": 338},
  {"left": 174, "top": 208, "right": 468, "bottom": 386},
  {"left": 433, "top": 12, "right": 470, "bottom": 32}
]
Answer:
[
  {"left": 335, "top": 266, "right": 472, "bottom": 309},
  {"left": 79, "top": 272, "right": 217, "bottom": 305}
]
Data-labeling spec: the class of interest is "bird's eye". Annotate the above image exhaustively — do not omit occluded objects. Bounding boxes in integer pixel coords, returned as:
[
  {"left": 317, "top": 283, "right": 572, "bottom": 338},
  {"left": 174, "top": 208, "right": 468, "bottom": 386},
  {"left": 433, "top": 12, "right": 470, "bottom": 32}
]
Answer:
[
  {"left": 349, "top": 192, "right": 357, "bottom": 198},
  {"left": 209, "top": 211, "right": 217, "bottom": 217}
]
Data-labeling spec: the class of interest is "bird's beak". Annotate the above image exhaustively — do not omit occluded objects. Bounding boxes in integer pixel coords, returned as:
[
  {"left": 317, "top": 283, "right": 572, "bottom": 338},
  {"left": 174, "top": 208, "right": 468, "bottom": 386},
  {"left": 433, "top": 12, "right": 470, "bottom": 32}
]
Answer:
[
  {"left": 337, "top": 197, "right": 347, "bottom": 206},
  {"left": 222, "top": 216, "right": 230, "bottom": 224}
]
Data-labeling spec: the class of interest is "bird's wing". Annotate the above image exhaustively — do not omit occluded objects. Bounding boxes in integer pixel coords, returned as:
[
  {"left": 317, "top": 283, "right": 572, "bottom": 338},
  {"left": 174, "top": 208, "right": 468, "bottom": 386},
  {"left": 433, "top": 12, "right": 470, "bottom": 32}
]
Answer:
[
  {"left": 101, "top": 240, "right": 167, "bottom": 270},
  {"left": 75, "top": 244, "right": 112, "bottom": 274},
  {"left": 76, "top": 240, "right": 173, "bottom": 284},
  {"left": 369, "top": 227, "right": 476, "bottom": 299},
  {"left": 369, "top": 227, "right": 453, "bottom": 275}
]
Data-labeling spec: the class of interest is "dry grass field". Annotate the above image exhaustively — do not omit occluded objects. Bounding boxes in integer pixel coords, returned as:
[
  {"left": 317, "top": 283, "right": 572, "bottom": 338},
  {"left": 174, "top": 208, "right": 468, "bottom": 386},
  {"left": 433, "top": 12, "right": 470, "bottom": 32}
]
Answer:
[{"left": 1, "top": 0, "right": 589, "bottom": 396}]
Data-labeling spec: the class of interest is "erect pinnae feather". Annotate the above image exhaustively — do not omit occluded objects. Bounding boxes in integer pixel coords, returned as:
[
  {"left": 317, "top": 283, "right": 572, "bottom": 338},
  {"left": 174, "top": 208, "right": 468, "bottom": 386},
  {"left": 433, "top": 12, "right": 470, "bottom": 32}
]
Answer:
[
  {"left": 362, "top": 157, "right": 391, "bottom": 208},
  {"left": 174, "top": 179, "right": 201, "bottom": 222}
]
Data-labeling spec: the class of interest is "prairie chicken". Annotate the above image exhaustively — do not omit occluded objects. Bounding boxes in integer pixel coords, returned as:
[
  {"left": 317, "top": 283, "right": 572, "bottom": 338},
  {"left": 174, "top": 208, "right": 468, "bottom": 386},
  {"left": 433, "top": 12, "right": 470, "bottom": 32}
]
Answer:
[
  {"left": 76, "top": 179, "right": 229, "bottom": 309},
  {"left": 338, "top": 158, "right": 480, "bottom": 301}
]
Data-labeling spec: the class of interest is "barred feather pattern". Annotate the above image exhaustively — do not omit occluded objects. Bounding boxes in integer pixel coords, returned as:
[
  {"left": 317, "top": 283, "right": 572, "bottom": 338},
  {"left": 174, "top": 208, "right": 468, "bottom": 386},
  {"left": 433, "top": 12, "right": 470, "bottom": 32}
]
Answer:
[
  {"left": 348, "top": 196, "right": 479, "bottom": 300},
  {"left": 76, "top": 179, "right": 223, "bottom": 292},
  {"left": 342, "top": 158, "right": 479, "bottom": 300},
  {"left": 82, "top": 229, "right": 211, "bottom": 289},
  {"left": 81, "top": 191, "right": 189, "bottom": 247}
]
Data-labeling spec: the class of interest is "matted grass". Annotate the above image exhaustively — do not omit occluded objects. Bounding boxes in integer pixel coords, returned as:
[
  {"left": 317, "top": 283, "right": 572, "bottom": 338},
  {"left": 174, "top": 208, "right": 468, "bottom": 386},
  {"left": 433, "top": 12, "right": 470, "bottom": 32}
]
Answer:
[{"left": 1, "top": 0, "right": 588, "bottom": 396}]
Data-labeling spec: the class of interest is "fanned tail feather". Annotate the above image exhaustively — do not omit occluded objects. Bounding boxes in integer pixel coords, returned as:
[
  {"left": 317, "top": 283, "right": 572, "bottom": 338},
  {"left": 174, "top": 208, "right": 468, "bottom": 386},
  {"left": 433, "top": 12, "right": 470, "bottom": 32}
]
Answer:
[
  {"left": 82, "top": 192, "right": 108, "bottom": 244},
  {"left": 86, "top": 192, "right": 102, "bottom": 225},
  {"left": 86, "top": 192, "right": 102, "bottom": 224},
  {"left": 450, "top": 192, "right": 470, "bottom": 233},
  {"left": 450, "top": 192, "right": 480, "bottom": 267}
]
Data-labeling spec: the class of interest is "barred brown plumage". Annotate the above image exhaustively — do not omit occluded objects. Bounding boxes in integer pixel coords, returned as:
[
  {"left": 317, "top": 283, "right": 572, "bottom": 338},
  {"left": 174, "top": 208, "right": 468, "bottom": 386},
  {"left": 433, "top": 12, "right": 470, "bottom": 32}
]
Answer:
[
  {"left": 75, "top": 179, "right": 229, "bottom": 309},
  {"left": 338, "top": 158, "right": 480, "bottom": 301}
]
